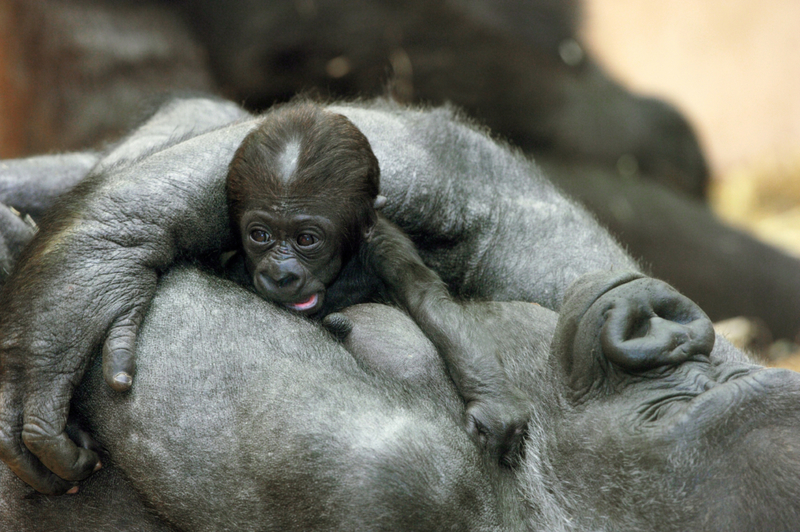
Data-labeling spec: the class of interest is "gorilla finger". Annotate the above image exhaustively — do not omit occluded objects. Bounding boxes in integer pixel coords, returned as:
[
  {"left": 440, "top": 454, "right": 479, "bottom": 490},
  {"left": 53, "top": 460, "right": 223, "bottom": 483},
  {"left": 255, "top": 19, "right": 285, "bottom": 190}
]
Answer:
[
  {"left": 0, "top": 391, "right": 65, "bottom": 493},
  {"left": 322, "top": 312, "right": 354, "bottom": 341},
  {"left": 102, "top": 302, "right": 149, "bottom": 392},
  {"left": 464, "top": 406, "right": 491, "bottom": 449},
  {"left": 0, "top": 438, "right": 78, "bottom": 495},
  {"left": 497, "top": 422, "right": 527, "bottom": 468},
  {"left": 65, "top": 416, "right": 104, "bottom": 456},
  {"left": 0, "top": 393, "right": 87, "bottom": 493},
  {"left": 21, "top": 409, "right": 100, "bottom": 483}
]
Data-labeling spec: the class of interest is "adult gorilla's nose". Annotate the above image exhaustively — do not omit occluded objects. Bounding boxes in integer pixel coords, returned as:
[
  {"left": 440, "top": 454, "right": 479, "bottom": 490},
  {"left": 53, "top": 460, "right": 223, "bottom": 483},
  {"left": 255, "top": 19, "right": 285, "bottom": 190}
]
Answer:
[
  {"left": 598, "top": 278, "right": 715, "bottom": 371},
  {"left": 551, "top": 270, "right": 715, "bottom": 398}
]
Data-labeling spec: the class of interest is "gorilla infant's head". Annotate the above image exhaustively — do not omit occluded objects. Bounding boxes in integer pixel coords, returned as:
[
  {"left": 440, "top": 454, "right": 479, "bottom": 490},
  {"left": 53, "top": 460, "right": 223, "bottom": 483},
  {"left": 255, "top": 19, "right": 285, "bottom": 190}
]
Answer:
[{"left": 226, "top": 102, "right": 384, "bottom": 315}]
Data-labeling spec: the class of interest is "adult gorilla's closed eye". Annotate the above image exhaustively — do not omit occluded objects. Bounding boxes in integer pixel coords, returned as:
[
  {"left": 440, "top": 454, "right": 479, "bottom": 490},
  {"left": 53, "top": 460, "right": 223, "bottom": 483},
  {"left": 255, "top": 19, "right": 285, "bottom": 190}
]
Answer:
[
  {"left": 0, "top": 95, "right": 636, "bottom": 495},
  {"left": 226, "top": 101, "right": 531, "bottom": 462}
]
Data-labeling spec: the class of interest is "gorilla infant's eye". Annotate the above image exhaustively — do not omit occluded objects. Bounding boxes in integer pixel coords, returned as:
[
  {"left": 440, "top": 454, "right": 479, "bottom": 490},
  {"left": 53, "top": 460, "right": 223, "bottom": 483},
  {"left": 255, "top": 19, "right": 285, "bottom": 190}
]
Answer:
[
  {"left": 296, "top": 233, "right": 318, "bottom": 247},
  {"left": 250, "top": 229, "right": 269, "bottom": 243}
]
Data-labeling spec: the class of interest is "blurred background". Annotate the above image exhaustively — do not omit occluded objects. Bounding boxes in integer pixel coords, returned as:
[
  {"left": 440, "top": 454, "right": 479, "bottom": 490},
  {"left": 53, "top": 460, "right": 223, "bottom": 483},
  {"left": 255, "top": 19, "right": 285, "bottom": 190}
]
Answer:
[
  {"left": 584, "top": 0, "right": 800, "bottom": 258},
  {"left": 0, "top": 0, "right": 798, "bottom": 364}
]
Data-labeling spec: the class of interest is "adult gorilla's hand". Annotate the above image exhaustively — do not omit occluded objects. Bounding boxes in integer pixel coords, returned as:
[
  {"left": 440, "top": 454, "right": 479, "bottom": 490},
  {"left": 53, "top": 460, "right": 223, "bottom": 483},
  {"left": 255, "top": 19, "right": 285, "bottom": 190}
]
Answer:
[{"left": 0, "top": 97, "right": 251, "bottom": 494}]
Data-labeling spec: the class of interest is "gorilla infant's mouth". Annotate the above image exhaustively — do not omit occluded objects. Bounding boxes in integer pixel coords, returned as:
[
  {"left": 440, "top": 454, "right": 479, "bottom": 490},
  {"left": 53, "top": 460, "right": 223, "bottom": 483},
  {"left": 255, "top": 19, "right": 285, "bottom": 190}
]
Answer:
[{"left": 285, "top": 292, "right": 323, "bottom": 314}]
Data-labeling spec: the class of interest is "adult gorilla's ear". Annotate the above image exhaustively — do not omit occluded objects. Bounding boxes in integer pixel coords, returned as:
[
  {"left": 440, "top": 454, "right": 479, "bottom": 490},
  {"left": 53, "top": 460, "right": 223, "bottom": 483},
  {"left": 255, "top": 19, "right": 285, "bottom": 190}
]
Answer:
[{"left": 551, "top": 271, "right": 716, "bottom": 400}]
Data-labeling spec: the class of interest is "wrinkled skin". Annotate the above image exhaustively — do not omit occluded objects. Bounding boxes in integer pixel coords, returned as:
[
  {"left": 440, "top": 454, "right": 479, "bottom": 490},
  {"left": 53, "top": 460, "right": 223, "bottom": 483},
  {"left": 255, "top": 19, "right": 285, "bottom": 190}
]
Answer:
[
  {"left": 0, "top": 97, "right": 634, "bottom": 495},
  {"left": 2, "top": 265, "right": 799, "bottom": 531}
]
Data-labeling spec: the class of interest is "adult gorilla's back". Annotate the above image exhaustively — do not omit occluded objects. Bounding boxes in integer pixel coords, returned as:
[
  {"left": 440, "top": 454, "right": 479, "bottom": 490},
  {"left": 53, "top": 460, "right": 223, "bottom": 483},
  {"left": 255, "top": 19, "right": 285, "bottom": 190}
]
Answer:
[{"left": 89, "top": 267, "right": 502, "bottom": 530}]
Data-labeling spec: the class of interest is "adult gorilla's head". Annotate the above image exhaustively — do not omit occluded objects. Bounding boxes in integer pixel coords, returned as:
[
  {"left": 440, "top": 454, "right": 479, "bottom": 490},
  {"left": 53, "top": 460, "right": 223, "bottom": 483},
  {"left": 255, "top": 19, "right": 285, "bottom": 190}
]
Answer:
[{"left": 546, "top": 271, "right": 800, "bottom": 530}]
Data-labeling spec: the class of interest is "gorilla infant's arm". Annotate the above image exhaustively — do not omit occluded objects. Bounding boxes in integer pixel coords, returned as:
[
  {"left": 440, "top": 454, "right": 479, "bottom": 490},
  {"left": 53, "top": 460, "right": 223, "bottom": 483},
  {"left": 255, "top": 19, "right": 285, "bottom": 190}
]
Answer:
[{"left": 361, "top": 219, "right": 533, "bottom": 465}]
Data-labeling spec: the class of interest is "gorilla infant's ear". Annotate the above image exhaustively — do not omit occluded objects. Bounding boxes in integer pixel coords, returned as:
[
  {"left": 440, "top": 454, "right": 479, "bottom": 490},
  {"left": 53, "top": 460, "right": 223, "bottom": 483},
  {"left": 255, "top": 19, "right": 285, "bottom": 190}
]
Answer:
[{"left": 373, "top": 195, "right": 387, "bottom": 210}]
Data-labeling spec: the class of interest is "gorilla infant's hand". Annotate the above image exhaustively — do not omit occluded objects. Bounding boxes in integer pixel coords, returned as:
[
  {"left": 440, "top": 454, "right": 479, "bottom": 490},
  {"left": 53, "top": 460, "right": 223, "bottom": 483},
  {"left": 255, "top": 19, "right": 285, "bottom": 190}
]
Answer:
[{"left": 465, "top": 383, "right": 531, "bottom": 467}]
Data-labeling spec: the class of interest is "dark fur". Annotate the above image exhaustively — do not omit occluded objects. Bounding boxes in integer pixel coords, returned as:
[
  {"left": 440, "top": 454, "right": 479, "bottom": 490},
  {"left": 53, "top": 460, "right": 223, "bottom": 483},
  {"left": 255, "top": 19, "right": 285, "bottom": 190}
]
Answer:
[
  {"left": 227, "top": 102, "right": 380, "bottom": 256},
  {"left": 0, "top": 96, "right": 633, "bottom": 495},
  {"left": 226, "top": 102, "right": 384, "bottom": 315},
  {"left": 1, "top": 98, "right": 799, "bottom": 530}
]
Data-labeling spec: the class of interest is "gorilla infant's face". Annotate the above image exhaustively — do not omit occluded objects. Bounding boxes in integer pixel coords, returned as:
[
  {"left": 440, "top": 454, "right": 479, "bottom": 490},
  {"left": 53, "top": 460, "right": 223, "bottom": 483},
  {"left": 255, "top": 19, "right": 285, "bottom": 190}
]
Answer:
[
  {"left": 225, "top": 103, "right": 382, "bottom": 315},
  {"left": 239, "top": 203, "right": 345, "bottom": 315}
]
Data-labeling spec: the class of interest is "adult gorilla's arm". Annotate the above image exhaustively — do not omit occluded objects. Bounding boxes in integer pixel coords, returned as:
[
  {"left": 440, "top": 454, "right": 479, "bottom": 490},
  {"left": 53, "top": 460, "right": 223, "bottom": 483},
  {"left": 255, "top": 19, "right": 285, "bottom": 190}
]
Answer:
[
  {"left": 0, "top": 97, "right": 252, "bottom": 494},
  {"left": 0, "top": 97, "right": 637, "bottom": 494},
  {"left": 334, "top": 103, "right": 639, "bottom": 308}
]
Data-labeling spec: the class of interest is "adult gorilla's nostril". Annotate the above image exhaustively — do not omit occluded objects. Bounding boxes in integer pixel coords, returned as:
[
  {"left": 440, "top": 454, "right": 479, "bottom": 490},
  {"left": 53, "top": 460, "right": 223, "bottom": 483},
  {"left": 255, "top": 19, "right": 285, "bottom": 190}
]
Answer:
[
  {"left": 599, "top": 281, "right": 715, "bottom": 371},
  {"left": 552, "top": 271, "right": 716, "bottom": 397}
]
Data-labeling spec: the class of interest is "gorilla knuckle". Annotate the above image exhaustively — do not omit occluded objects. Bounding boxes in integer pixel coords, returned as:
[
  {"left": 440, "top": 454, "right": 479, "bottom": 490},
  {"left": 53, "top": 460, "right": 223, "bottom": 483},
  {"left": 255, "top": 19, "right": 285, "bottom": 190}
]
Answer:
[{"left": 21, "top": 421, "right": 57, "bottom": 453}]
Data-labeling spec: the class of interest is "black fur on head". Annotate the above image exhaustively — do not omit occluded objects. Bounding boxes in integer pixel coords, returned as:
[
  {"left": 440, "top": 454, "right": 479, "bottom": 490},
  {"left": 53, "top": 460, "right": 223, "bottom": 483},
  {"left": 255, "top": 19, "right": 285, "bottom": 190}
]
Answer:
[{"left": 226, "top": 101, "right": 381, "bottom": 256}]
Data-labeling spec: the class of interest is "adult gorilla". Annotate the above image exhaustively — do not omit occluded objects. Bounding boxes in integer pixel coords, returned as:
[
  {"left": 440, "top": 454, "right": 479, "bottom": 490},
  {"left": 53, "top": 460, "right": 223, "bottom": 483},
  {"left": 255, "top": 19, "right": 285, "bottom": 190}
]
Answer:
[
  {"left": 2, "top": 268, "right": 799, "bottom": 531},
  {"left": 0, "top": 98, "right": 799, "bottom": 530}
]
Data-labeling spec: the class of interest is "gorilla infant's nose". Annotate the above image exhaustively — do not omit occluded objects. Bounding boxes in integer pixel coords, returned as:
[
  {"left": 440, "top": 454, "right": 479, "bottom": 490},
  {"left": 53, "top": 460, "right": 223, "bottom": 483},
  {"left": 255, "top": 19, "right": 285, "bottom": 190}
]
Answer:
[
  {"left": 261, "top": 270, "right": 301, "bottom": 291},
  {"left": 274, "top": 272, "right": 299, "bottom": 288},
  {"left": 258, "top": 258, "right": 306, "bottom": 296}
]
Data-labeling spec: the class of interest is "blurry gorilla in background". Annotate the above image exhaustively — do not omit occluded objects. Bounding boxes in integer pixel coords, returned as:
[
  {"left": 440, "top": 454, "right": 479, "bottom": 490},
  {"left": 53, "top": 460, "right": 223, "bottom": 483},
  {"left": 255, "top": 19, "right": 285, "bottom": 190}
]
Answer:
[
  {"left": 3, "top": 1, "right": 799, "bottom": 340},
  {"left": 179, "top": 0, "right": 709, "bottom": 198},
  {"left": 5, "top": 0, "right": 707, "bottom": 197}
]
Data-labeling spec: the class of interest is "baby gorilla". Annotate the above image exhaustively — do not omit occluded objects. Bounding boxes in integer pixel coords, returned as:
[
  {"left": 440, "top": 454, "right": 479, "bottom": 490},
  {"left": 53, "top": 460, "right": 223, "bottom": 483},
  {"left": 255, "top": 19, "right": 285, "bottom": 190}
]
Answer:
[
  {"left": 227, "top": 102, "right": 387, "bottom": 316},
  {"left": 226, "top": 102, "right": 531, "bottom": 465}
]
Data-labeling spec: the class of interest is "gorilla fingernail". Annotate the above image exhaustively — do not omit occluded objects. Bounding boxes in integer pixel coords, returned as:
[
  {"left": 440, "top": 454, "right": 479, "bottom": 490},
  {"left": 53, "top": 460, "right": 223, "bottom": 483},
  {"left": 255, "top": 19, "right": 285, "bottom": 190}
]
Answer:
[{"left": 112, "top": 372, "right": 133, "bottom": 391}]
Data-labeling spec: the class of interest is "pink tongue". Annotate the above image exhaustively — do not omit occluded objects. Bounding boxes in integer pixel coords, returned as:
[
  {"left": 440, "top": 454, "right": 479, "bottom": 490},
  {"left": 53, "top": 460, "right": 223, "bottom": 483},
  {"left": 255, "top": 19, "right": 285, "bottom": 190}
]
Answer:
[{"left": 290, "top": 293, "right": 318, "bottom": 311}]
